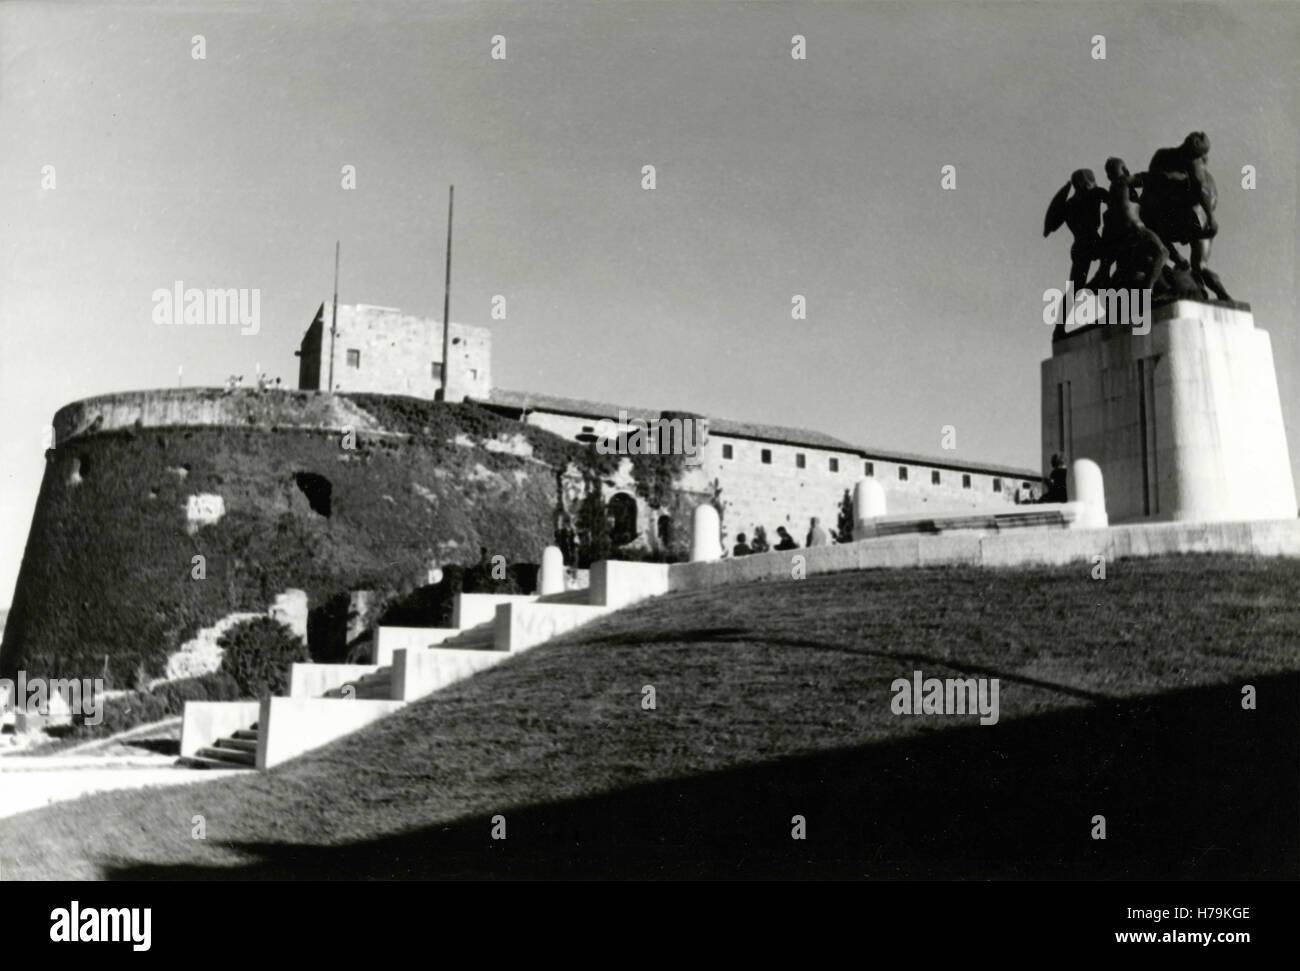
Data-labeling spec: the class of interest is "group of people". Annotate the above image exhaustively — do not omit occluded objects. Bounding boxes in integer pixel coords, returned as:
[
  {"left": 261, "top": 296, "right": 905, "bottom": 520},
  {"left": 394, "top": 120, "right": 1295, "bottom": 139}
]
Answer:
[
  {"left": 732, "top": 517, "right": 835, "bottom": 557},
  {"left": 222, "top": 373, "right": 283, "bottom": 393}
]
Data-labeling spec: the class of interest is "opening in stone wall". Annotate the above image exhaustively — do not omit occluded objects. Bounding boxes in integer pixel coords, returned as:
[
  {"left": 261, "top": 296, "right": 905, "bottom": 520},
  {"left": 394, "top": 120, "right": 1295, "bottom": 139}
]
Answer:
[
  {"left": 294, "top": 471, "right": 333, "bottom": 517},
  {"left": 657, "top": 515, "right": 674, "bottom": 547},
  {"left": 608, "top": 492, "right": 638, "bottom": 546}
]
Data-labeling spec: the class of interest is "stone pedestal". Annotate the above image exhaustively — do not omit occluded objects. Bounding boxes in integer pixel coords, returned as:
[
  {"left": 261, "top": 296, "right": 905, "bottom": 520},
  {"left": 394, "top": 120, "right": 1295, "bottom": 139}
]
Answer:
[{"left": 1042, "top": 300, "right": 1296, "bottom": 523}]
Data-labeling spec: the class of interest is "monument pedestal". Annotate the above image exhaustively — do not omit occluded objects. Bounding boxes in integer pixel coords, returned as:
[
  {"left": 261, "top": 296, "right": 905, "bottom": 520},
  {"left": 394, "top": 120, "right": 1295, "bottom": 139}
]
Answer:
[{"left": 1041, "top": 300, "right": 1296, "bottom": 523}]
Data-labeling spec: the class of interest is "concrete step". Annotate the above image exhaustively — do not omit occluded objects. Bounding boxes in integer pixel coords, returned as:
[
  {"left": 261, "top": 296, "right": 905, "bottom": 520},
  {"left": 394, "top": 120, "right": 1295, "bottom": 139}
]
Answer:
[
  {"left": 179, "top": 754, "right": 256, "bottom": 770},
  {"left": 231, "top": 729, "right": 260, "bottom": 741},
  {"left": 536, "top": 588, "right": 590, "bottom": 605},
  {"left": 194, "top": 746, "right": 255, "bottom": 767},
  {"left": 348, "top": 679, "right": 394, "bottom": 699},
  {"left": 437, "top": 620, "right": 496, "bottom": 651},
  {"left": 322, "top": 667, "right": 394, "bottom": 699},
  {"left": 216, "top": 736, "right": 257, "bottom": 752}
]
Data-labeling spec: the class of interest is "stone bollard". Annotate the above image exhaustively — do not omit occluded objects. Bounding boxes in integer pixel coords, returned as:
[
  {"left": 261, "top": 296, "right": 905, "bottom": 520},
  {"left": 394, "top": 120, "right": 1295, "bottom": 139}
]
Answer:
[
  {"left": 539, "top": 545, "right": 565, "bottom": 596},
  {"left": 852, "top": 478, "right": 887, "bottom": 541},
  {"left": 1072, "top": 458, "right": 1109, "bottom": 529},
  {"left": 691, "top": 504, "right": 722, "bottom": 562}
]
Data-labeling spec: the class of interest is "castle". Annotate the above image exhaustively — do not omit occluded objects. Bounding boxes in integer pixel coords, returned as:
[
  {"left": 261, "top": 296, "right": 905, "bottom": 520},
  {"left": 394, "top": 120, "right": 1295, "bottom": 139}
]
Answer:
[{"left": 296, "top": 301, "right": 1038, "bottom": 551}]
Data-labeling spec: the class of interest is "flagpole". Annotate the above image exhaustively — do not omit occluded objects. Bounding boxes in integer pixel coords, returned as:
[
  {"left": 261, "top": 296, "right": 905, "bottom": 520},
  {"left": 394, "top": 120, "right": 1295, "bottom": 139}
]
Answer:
[
  {"left": 439, "top": 185, "right": 454, "bottom": 400},
  {"left": 328, "top": 240, "right": 340, "bottom": 392}
]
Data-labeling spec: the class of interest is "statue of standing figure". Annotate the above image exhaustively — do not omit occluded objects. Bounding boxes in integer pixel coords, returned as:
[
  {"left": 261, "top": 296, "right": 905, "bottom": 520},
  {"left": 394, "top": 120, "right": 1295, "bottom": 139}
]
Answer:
[
  {"left": 1139, "top": 131, "right": 1231, "bottom": 300},
  {"left": 1042, "top": 168, "right": 1107, "bottom": 341},
  {"left": 1090, "top": 157, "right": 1168, "bottom": 293}
]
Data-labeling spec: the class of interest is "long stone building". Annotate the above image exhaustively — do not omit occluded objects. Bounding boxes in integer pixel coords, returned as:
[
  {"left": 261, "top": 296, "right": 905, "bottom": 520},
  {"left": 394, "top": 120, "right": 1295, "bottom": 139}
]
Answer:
[{"left": 297, "top": 303, "right": 1038, "bottom": 551}]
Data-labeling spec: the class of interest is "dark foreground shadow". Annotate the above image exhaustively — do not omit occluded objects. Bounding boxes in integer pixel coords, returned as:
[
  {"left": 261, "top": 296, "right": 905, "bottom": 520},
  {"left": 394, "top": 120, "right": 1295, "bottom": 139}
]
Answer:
[{"left": 106, "top": 673, "right": 1298, "bottom": 880}]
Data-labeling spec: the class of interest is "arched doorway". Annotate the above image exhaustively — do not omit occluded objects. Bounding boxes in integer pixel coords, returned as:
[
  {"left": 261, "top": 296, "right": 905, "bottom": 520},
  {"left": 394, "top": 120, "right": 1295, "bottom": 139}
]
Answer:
[
  {"left": 607, "top": 492, "right": 638, "bottom": 547},
  {"left": 657, "top": 515, "right": 674, "bottom": 548}
]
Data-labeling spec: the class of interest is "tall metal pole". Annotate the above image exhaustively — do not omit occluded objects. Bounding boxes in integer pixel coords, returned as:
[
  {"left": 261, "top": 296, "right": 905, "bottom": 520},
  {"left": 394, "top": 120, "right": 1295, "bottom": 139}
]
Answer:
[
  {"left": 328, "top": 240, "right": 340, "bottom": 392},
  {"left": 439, "top": 185, "right": 454, "bottom": 401}
]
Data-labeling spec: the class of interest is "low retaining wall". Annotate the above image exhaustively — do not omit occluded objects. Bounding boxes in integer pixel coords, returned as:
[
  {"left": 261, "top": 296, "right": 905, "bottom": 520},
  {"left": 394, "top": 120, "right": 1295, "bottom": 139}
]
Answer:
[
  {"left": 391, "top": 647, "right": 509, "bottom": 701},
  {"left": 375, "top": 626, "right": 459, "bottom": 666},
  {"left": 257, "top": 696, "right": 405, "bottom": 769},
  {"left": 590, "top": 560, "right": 671, "bottom": 608},
  {"left": 453, "top": 593, "right": 537, "bottom": 629},
  {"left": 289, "top": 663, "right": 383, "bottom": 699},
  {"left": 668, "top": 518, "right": 1300, "bottom": 591},
  {"left": 497, "top": 603, "right": 612, "bottom": 652}
]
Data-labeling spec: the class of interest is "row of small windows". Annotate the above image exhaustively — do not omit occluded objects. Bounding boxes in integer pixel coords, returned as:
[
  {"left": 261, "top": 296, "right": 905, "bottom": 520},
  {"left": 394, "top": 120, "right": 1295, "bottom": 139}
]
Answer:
[
  {"left": 671, "top": 439, "right": 1032, "bottom": 494},
  {"left": 726, "top": 443, "right": 844, "bottom": 474},
  {"left": 863, "top": 463, "right": 1030, "bottom": 494}
]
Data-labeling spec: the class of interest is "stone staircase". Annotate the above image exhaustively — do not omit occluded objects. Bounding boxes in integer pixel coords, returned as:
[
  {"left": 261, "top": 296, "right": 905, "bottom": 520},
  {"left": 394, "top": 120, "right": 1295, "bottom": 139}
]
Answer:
[
  {"left": 181, "top": 725, "right": 260, "bottom": 769},
  {"left": 178, "top": 560, "right": 667, "bottom": 772}
]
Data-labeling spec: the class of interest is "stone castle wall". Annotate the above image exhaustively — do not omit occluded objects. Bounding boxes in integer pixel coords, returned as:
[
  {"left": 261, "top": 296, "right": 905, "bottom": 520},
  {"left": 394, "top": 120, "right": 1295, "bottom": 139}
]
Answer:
[
  {"left": 5, "top": 393, "right": 590, "bottom": 686},
  {"left": 516, "top": 409, "right": 1035, "bottom": 550},
  {"left": 52, "top": 387, "right": 390, "bottom": 445},
  {"left": 702, "top": 436, "right": 1031, "bottom": 547}
]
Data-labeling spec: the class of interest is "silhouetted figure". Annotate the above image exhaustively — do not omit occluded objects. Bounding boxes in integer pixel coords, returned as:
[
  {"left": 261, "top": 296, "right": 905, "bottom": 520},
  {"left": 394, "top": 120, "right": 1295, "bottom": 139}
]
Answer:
[
  {"left": 1090, "top": 157, "right": 1169, "bottom": 299},
  {"left": 554, "top": 509, "right": 577, "bottom": 565},
  {"left": 750, "top": 526, "right": 770, "bottom": 554},
  {"left": 774, "top": 526, "right": 798, "bottom": 551},
  {"left": 1044, "top": 169, "right": 1108, "bottom": 341},
  {"left": 1041, "top": 453, "right": 1068, "bottom": 504},
  {"left": 732, "top": 533, "right": 752, "bottom": 557},
  {"left": 806, "top": 517, "right": 830, "bottom": 547},
  {"left": 1141, "top": 131, "right": 1231, "bottom": 300}
]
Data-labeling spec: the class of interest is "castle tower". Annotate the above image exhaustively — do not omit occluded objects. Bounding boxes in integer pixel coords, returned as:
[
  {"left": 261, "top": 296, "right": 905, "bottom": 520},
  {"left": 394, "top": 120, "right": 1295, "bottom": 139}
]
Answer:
[
  {"left": 1041, "top": 299, "right": 1296, "bottom": 523},
  {"left": 295, "top": 303, "right": 491, "bottom": 402}
]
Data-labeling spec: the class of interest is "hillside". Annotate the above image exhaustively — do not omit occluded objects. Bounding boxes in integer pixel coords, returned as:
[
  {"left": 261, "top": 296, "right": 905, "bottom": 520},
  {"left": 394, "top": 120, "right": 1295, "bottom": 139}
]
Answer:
[
  {"left": 1, "top": 554, "right": 1295, "bottom": 880},
  {"left": 0, "top": 395, "right": 602, "bottom": 687}
]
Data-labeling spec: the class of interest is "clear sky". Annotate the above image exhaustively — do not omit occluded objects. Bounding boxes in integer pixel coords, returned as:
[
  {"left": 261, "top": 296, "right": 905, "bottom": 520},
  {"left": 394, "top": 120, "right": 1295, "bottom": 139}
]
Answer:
[{"left": 1, "top": 0, "right": 1297, "bottom": 607}]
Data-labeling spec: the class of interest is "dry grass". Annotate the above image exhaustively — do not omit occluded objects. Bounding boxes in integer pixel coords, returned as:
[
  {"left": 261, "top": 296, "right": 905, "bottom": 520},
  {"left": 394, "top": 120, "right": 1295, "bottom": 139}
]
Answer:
[{"left": 1, "top": 554, "right": 1296, "bottom": 879}]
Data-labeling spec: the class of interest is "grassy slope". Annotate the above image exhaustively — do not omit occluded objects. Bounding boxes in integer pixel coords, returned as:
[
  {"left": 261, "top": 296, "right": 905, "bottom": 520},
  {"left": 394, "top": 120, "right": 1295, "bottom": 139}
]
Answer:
[
  {"left": 1, "top": 554, "right": 1297, "bottom": 880},
  {"left": 0, "top": 399, "right": 584, "bottom": 686}
]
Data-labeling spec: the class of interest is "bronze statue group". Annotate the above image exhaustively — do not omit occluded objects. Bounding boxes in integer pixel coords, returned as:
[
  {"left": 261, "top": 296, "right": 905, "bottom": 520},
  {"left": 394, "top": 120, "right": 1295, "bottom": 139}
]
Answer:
[{"left": 1044, "top": 130, "right": 1231, "bottom": 342}]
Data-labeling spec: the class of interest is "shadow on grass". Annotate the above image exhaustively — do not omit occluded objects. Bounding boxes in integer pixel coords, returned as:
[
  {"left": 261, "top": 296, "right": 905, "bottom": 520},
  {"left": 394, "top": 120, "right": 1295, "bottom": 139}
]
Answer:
[
  {"left": 581, "top": 626, "right": 1111, "bottom": 703},
  {"left": 104, "top": 672, "right": 1297, "bottom": 880}
]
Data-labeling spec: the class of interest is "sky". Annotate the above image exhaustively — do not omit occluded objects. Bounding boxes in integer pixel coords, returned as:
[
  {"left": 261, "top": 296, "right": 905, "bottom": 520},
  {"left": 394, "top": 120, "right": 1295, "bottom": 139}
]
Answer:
[{"left": 1, "top": 0, "right": 1297, "bottom": 607}]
